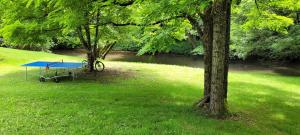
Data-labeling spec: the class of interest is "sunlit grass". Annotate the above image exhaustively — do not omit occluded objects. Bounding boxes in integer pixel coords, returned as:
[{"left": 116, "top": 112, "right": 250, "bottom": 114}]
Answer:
[{"left": 0, "top": 47, "right": 299, "bottom": 135}]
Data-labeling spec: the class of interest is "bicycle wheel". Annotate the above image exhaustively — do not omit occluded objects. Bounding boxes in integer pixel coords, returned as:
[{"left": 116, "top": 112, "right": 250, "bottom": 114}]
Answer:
[
  {"left": 39, "top": 77, "right": 46, "bottom": 82},
  {"left": 82, "top": 60, "right": 88, "bottom": 69},
  {"left": 94, "top": 60, "right": 105, "bottom": 72}
]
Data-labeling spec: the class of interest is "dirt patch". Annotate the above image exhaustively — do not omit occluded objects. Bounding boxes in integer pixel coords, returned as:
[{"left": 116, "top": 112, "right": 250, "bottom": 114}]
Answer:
[
  {"left": 53, "top": 49, "right": 87, "bottom": 58},
  {"left": 0, "top": 54, "right": 4, "bottom": 61},
  {"left": 273, "top": 67, "right": 300, "bottom": 76},
  {"left": 76, "top": 67, "right": 137, "bottom": 83}
]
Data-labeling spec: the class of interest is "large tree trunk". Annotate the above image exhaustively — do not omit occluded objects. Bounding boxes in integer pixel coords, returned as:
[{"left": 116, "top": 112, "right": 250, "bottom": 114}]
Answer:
[{"left": 209, "top": 0, "right": 230, "bottom": 118}]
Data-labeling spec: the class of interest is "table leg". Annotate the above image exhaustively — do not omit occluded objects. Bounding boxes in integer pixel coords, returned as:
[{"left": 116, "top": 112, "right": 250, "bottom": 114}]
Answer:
[
  {"left": 39, "top": 67, "right": 42, "bottom": 77},
  {"left": 26, "top": 66, "right": 28, "bottom": 80},
  {"left": 72, "top": 70, "right": 75, "bottom": 81}
]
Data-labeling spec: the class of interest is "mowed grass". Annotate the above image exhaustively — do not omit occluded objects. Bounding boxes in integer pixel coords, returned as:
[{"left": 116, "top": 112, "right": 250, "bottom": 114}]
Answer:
[{"left": 0, "top": 47, "right": 299, "bottom": 135}]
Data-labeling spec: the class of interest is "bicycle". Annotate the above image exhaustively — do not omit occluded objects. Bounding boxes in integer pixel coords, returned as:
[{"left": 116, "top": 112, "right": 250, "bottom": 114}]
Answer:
[
  {"left": 82, "top": 42, "right": 116, "bottom": 72},
  {"left": 82, "top": 59, "right": 105, "bottom": 72}
]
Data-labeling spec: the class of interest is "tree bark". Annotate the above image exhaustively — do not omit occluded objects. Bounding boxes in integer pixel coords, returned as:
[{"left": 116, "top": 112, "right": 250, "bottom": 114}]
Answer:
[
  {"left": 202, "top": 5, "right": 213, "bottom": 104},
  {"left": 94, "top": 9, "right": 100, "bottom": 58},
  {"left": 77, "top": 25, "right": 95, "bottom": 72},
  {"left": 87, "top": 51, "right": 95, "bottom": 72},
  {"left": 77, "top": 26, "right": 89, "bottom": 50},
  {"left": 209, "top": 0, "right": 229, "bottom": 118}
]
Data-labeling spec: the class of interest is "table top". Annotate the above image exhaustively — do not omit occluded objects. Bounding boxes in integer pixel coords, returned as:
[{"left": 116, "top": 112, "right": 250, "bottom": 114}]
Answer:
[{"left": 22, "top": 61, "right": 85, "bottom": 68}]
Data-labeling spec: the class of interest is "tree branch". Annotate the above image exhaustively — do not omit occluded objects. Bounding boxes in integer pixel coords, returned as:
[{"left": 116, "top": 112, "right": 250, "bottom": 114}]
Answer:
[
  {"left": 112, "top": 0, "right": 135, "bottom": 6},
  {"left": 84, "top": 24, "right": 92, "bottom": 49},
  {"left": 38, "top": 27, "right": 64, "bottom": 32},
  {"left": 77, "top": 26, "right": 90, "bottom": 50},
  {"left": 94, "top": 9, "right": 100, "bottom": 57},
  {"left": 184, "top": 13, "right": 204, "bottom": 37},
  {"left": 100, "top": 0, "right": 135, "bottom": 7},
  {"left": 255, "top": 0, "right": 259, "bottom": 9},
  {"left": 100, "top": 15, "right": 185, "bottom": 27}
]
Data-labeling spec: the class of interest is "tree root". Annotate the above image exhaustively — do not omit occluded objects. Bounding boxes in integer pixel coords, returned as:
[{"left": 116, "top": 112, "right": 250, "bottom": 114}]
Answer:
[{"left": 195, "top": 95, "right": 210, "bottom": 108}]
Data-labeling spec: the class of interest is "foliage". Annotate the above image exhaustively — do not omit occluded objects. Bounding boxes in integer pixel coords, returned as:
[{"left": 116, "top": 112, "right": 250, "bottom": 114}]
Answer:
[
  {"left": 139, "top": 0, "right": 207, "bottom": 56},
  {"left": 0, "top": 0, "right": 59, "bottom": 50},
  {"left": 231, "top": 26, "right": 300, "bottom": 61},
  {"left": 112, "top": 26, "right": 143, "bottom": 51},
  {"left": 0, "top": 0, "right": 136, "bottom": 51},
  {"left": 111, "top": 0, "right": 204, "bottom": 55},
  {"left": 230, "top": 0, "right": 300, "bottom": 61},
  {"left": 269, "top": 25, "right": 300, "bottom": 60},
  {"left": 0, "top": 0, "right": 300, "bottom": 61},
  {"left": 191, "top": 45, "right": 204, "bottom": 55}
]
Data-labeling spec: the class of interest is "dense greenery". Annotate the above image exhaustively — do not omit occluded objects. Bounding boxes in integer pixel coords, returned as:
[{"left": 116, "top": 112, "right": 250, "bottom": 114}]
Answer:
[
  {"left": 231, "top": 0, "right": 300, "bottom": 61},
  {"left": 0, "top": 0, "right": 299, "bottom": 61},
  {"left": 1, "top": 47, "right": 300, "bottom": 134}
]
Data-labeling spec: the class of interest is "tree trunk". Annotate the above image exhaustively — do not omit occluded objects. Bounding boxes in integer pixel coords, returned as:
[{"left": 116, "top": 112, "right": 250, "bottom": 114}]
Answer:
[
  {"left": 87, "top": 51, "right": 95, "bottom": 72},
  {"left": 209, "top": 0, "right": 229, "bottom": 118},
  {"left": 202, "top": 5, "right": 213, "bottom": 105},
  {"left": 77, "top": 26, "right": 96, "bottom": 72}
]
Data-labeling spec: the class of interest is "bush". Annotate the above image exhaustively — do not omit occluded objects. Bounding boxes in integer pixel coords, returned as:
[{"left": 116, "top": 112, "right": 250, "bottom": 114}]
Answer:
[
  {"left": 50, "top": 37, "right": 81, "bottom": 50},
  {"left": 113, "top": 42, "right": 142, "bottom": 52},
  {"left": 0, "top": 41, "right": 50, "bottom": 51},
  {"left": 231, "top": 25, "right": 300, "bottom": 61}
]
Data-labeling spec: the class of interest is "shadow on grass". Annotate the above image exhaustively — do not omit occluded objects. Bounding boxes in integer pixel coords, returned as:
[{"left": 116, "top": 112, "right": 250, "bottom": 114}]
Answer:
[
  {"left": 8, "top": 67, "right": 138, "bottom": 84},
  {"left": 272, "top": 67, "right": 300, "bottom": 76},
  {"left": 76, "top": 67, "right": 138, "bottom": 83},
  {"left": 230, "top": 81, "right": 300, "bottom": 134}
]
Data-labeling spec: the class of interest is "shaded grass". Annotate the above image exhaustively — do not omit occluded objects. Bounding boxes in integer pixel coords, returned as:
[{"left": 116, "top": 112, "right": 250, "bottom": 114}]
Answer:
[{"left": 0, "top": 47, "right": 299, "bottom": 135}]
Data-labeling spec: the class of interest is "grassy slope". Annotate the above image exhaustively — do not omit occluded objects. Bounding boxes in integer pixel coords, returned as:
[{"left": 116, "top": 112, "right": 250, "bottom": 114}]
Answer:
[{"left": 0, "top": 47, "right": 299, "bottom": 135}]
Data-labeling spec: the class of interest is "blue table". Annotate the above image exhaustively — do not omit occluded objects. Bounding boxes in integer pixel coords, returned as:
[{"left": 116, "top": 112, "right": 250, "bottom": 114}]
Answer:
[{"left": 22, "top": 61, "right": 86, "bottom": 82}]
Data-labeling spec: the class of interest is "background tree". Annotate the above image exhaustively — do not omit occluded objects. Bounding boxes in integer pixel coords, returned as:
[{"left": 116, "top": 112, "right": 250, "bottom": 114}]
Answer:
[{"left": 0, "top": 0, "right": 136, "bottom": 71}]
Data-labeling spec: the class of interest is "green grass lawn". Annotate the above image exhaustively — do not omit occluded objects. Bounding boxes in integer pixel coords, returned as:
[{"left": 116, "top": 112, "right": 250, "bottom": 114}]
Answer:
[{"left": 0, "top": 47, "right": 299, "bottom": 135}]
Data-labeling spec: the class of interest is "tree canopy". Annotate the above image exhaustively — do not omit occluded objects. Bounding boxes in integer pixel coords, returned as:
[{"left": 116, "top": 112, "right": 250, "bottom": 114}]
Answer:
[{"left": 1, "top": 0, "right": 299, "bottom": 60}]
